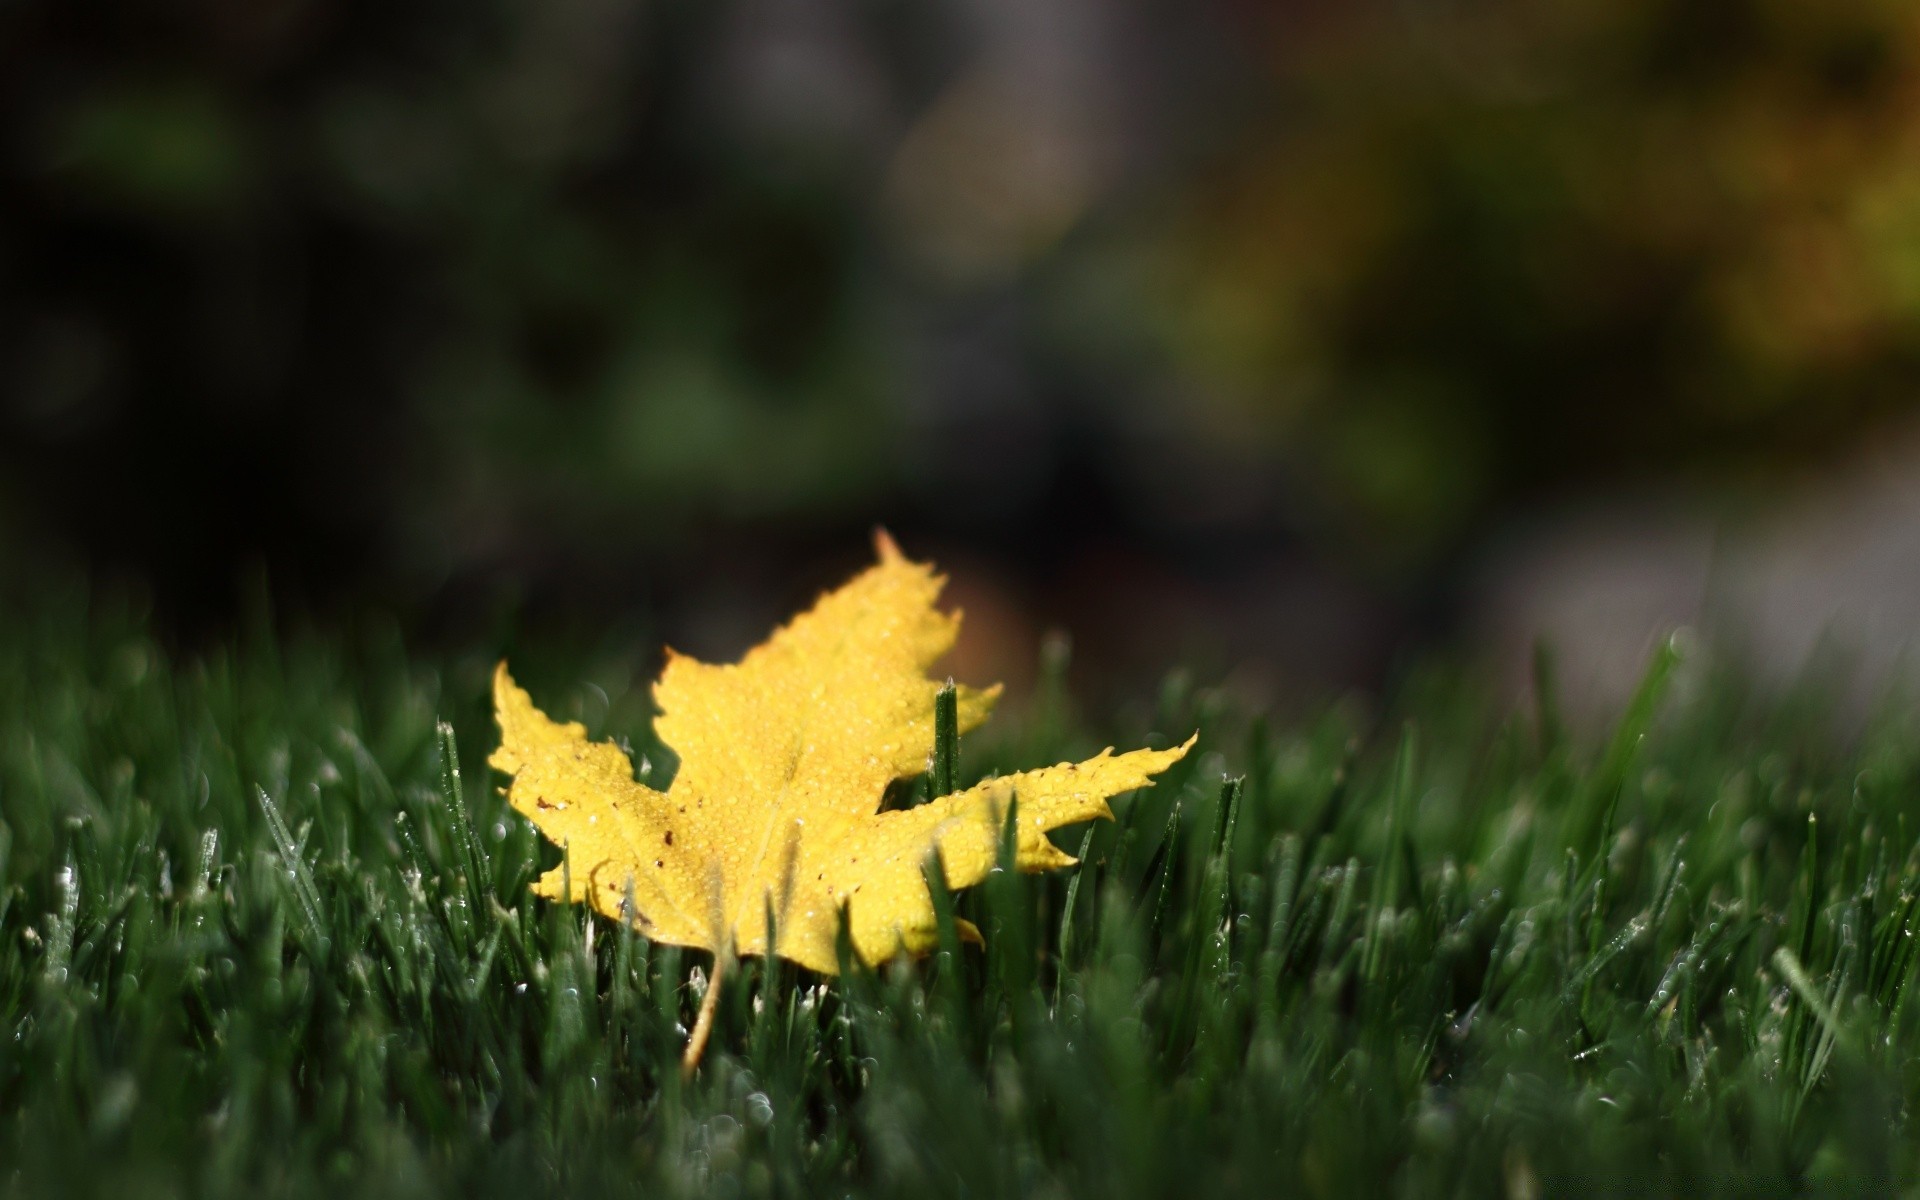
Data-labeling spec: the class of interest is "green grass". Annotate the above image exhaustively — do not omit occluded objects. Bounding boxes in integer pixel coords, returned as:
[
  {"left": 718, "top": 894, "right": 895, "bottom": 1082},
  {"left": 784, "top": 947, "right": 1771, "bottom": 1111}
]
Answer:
[{"left": 7, "top": 583, "right": 1920, "bottom": 1196}]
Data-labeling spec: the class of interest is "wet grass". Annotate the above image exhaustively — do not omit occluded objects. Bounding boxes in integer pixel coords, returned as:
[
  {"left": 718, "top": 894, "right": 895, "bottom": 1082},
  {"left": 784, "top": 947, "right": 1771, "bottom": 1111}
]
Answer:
[{"left": 5, "top": 584, "right": 1920, "bottom": 1196}]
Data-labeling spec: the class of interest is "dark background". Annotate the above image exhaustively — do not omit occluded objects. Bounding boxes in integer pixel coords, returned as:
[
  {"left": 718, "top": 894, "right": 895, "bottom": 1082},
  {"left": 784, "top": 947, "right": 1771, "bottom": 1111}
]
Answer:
[{"left": 8, "top": 0, "right": 1920, "bottom": 706}]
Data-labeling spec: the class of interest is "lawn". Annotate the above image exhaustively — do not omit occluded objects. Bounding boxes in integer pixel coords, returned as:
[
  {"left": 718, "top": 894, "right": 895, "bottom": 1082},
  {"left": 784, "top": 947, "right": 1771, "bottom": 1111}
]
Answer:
[{"left": 4, "top": 582, "right": 1919, "bottom": 1196}]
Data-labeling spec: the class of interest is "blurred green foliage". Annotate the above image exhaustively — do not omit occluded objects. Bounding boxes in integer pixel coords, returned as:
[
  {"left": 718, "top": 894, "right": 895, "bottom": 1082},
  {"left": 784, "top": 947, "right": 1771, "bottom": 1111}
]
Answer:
[
  {"left": 6, "top": 0, "right": 1920, "bottom": 609},
  {"left": 1123, "top": 0, "right": 1920, "bottom": 557}
]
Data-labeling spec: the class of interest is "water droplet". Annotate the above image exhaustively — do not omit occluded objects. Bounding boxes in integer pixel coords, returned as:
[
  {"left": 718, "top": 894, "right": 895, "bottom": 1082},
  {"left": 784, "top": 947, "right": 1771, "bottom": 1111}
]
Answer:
[{"left": 745, "top": 1092, "right": 774, "bottom": 1127}]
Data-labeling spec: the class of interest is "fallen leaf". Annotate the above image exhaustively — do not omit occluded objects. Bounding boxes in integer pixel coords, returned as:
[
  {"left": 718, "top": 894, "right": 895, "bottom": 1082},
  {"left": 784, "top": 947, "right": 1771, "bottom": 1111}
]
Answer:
[{"left": 489, "top": 534, "right": 1193, "bottom": 976}]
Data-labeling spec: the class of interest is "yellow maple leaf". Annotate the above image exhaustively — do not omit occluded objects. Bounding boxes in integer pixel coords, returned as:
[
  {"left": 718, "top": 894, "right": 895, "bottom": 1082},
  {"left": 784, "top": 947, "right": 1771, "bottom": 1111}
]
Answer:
[{"left": 489, "top": 535, "right": 1193, "bottom": 985}]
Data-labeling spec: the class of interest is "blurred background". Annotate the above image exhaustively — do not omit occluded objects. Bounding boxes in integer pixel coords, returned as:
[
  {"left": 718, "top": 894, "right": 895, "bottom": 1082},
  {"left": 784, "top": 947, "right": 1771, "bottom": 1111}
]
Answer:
[{"left": 9, "top": 0, "right": 1920, "bottom": 712}]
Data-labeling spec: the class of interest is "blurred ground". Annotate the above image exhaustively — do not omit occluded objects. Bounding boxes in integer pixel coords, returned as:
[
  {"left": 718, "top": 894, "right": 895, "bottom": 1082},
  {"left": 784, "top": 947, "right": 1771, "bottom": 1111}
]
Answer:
[
  {"left": 6, "top": 0, "right": 1920, "bottom": 706},
  {"left": 1476, "top": 416, "right": 1920, "bottom": 720}
]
